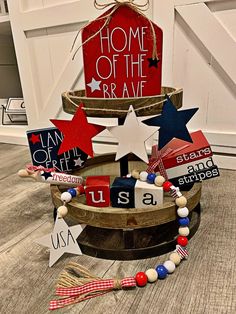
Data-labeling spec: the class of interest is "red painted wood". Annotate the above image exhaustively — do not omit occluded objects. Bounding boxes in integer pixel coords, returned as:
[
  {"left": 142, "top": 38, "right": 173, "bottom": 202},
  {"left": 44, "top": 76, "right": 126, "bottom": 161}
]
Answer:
[
  {"left": 85, "top": 176, "right": 110, "bottom": 207},
  {"left": 82, "top": 5, "right": 163, "bottom": 98}
]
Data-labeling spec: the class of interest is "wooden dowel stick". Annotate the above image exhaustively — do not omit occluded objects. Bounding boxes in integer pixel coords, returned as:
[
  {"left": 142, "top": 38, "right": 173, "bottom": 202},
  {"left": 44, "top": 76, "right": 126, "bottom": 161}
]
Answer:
[{"left": 118, "top": 117, "right": 129, "bottom": 176}]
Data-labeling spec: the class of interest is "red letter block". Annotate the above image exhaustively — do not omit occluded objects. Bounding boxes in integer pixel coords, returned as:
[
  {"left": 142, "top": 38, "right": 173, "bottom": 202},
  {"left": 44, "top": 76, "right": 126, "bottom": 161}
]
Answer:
[{"left": 85, "top": 176, "right": 110, "bottom": 207}]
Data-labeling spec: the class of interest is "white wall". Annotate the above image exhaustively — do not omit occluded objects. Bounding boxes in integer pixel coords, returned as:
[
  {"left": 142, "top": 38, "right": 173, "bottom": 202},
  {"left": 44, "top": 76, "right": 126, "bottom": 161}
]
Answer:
[{"left": 153, "top": 0, "right": 236, "bottom": 169}]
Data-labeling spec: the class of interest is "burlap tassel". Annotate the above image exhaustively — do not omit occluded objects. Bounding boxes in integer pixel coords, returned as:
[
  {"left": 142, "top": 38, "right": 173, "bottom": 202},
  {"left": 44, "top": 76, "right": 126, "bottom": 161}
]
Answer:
[
  {"left": 56, "top": 262, "right": 101, "bottom": 288},
  {"left": 49, "top": 262, "right": 136, "bottom": 310}
]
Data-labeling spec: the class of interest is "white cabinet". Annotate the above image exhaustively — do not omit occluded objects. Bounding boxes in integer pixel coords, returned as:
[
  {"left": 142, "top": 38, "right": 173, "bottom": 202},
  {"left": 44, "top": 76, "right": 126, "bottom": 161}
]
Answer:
[{"left": 0, "top": 7, "right": 26, "bottom": 143}]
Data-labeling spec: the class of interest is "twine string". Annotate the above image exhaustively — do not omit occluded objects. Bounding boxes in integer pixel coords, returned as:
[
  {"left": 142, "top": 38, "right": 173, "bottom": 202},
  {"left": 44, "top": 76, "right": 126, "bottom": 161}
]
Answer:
[
  {"left": 71, "top": 0, "right": 157, "bottom": 60},
  {"left": 113, "top": 278, "right": 122, "bottom": 289},
  {"left": 94, "top": 0, "right": 150, "bottom": 11},
  {"left": 50, "top": 261, "right": 136, "bottom": 310},
  {"left": 63, "top": 88, "right": 182, "bottom": 114}
]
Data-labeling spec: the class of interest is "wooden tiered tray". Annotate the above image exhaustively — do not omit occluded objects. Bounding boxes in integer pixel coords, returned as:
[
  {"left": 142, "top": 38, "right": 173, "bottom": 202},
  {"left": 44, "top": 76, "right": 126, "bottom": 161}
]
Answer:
[
  {"left": 51, "top": 154, "right": 202, "bottom": 260},
  {"left": 62, "top": 87, "right": 183, "bottom": 118}
]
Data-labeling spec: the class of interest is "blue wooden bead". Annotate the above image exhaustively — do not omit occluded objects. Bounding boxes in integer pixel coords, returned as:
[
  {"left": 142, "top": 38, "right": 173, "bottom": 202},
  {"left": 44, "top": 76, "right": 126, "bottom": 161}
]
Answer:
[
  {"left": 146, "top": 173, "right": 156, "bottom": 184},
  {"left": 178, "top": 217, "right": 190, "bottom": 226},
  {"left": 67, "top": 188, "right": 77, "bottom": 197},
  {"left": 156, "top": 265, "right": 168, "bottom": 279}
]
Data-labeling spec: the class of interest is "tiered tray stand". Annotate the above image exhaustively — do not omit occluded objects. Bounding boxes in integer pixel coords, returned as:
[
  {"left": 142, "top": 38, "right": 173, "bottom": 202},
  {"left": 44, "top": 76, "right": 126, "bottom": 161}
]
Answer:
[{"left": 50, "top": 87, "right": 201, "bottom": 260}]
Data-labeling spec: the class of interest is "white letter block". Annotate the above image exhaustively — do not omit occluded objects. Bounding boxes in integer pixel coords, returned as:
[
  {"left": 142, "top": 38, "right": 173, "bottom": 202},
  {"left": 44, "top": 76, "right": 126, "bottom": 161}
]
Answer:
[{"left": 134, "top": 180, "right": 163, "bottom": 208}]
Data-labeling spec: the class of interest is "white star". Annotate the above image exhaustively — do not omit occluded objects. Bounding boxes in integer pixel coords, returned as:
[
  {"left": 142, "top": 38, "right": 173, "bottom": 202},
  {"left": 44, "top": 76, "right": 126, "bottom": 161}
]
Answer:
[
  {"left": 107, "top": 106, "right": 158, "bottom": 163},
  {"left": 74, "top": 157, "right": 84, "bottom": 167},
  {"left": 35, "top": 217, "right": 83, "bottom": 267},
  {"left": 87, "top": 77, "right": 101, "bottom": 93}
]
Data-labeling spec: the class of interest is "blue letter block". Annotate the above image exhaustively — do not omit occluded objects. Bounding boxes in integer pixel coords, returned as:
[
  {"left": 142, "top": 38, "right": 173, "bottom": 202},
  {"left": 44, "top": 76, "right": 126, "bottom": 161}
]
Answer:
[{"left": 110, "top": 177, "right": 136, "bottom": 208}]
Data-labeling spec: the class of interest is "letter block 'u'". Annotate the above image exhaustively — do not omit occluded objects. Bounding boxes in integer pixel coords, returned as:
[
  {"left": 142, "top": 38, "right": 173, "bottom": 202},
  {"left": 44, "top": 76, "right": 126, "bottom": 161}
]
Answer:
[
  {"left": 85, "top": 176, "right": 110, "bottom": 207},
  {"left": 110, "top": 177, "right": 136, "bottom": 208}
]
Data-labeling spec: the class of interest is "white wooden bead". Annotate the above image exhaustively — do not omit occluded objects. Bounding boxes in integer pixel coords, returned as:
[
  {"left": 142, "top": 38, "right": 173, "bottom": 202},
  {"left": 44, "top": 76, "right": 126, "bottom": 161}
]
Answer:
[
  {"left": 177, "top": 206, "right": 189, "bottom": 218},
  {"left": 61, "top": 191, "right": 72, "bottom": 203},
  {"left": 139, "top": 171, "right": 148, "bottom": 182},
  {"left": 175, "top": 196, "right": 187, "bottom": 207},
  {"left": 57, "top": 205, "right": 68, "bottom": 218},
  {"left": 178, "top": 226, "right": 190, "bottom": 236},
  {"left": 131, "top": 169, "right": 140, "bottom": 179},
  {"left": 145, "top": 268, "right": 158, "bottom": 282},
  {"left": 163, "top": 260, "right": 176, "bottom": 273},
  {"left": 169, "top": 252, "right": 181, "bottom": 266},
  {"left": 154, "top": 175, "right": 165, "bottom": 187}
]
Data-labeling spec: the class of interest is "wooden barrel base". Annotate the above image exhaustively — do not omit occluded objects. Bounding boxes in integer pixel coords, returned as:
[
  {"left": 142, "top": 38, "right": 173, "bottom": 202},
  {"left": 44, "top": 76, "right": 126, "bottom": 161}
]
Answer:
[
  {"left": 51, "top": 154, "right": 202, "bottom": 260},
  {"left": 76, "top": 203, "right": 201, "bottom": 260}
]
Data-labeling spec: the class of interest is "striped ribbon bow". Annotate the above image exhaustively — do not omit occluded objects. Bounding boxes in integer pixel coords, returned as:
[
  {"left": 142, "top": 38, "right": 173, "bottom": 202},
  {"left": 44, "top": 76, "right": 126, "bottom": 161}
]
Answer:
[
  {"left": 147, "top": 147, "right": 173, "bottom": 179},
  {"left": 26, "top": 164, "right": 56, "bottom": 173},
  {"left": 147, "top": 144, "right": 191, "bottom": 179},
  {"left": 49, "top": 277, "right": 136, "bottom": 310}
]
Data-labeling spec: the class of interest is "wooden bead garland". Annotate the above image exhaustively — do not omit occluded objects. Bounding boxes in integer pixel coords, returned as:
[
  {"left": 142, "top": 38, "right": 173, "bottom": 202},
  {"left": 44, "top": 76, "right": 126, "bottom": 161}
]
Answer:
[
  {"left": 145, "top": 269, "right": 158, "bottom": 282},
  {"left": 57, "top": 205, "right": 68, "bottom": 218},
  {"left": 128, "top": 169, "right": 190, "bottom": 285},
  {"left": 169, "top": 252, "right": 181, "bottom": 265},
  {"left": 179, "top": 226, "right": 190, "bottom": 236},
  {"left": 56, "top": 172, "right": 191, "bottom": 289},
  {"left": 56, "top": 185, "right": 84, "bottom": 218}
]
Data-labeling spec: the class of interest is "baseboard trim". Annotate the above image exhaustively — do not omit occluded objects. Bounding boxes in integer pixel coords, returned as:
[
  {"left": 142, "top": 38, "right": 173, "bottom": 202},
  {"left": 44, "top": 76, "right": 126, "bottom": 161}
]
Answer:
[{"left": 0, "top": 125, "right": 28, "bottom": 145}]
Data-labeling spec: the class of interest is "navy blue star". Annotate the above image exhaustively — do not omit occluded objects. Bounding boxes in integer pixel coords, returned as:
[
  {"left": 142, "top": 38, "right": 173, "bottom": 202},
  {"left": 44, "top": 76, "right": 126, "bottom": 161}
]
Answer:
[
  {"left": 147, "top": 57, "right": 159, "bottom": 68},
  {"left": 143, "top": 96, "right": 198, "bottom": 149},
  {"left": 41, "top": 171, "right": 53, "bottom": 180}
]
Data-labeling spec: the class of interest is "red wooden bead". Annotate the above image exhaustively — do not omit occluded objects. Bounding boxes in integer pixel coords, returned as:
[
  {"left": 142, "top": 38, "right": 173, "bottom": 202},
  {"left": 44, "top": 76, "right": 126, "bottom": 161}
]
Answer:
[
  {"left": 77, "top": 185, "right": 85, "bottom": 194},
  {"left": 177, "top": 236, "right": 188, "bottom": 247},
  {"left": 135, "top": 272, "right": 148, "bottom": 287},
  {"left": 163, "top": 181, "right": 172, "bottom": 192}
]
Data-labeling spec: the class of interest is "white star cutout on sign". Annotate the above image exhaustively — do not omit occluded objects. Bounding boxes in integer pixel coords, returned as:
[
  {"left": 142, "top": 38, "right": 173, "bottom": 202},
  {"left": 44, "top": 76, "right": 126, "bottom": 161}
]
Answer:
[
  {"left": 35, "top": 217, "right": 84, "bottom": 267},
  {"left": 107, "top": 106, "right": 158, "bottom": 163},
  {"left": 87, "top": 77, "right": 101, "bottom": 93},
  {"left": 74, "top": 157, "right": 84, "bottom": 167}
]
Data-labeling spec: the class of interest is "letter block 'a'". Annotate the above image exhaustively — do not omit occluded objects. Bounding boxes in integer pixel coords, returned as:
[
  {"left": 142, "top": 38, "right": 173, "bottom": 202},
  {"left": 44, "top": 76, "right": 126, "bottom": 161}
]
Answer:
[
  {"left": 134, "top": 180, "right": 163, "bottom": 208},
  {"left": 110, "top": 177, "right": 136, "bottom": 208},
  {"left": 85, "top": 176, "right": 110, "bottom": 207}
]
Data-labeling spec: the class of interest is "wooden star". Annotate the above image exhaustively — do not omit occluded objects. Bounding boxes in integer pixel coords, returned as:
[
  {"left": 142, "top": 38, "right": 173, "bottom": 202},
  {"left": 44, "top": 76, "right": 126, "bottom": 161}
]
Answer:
[
  {"left": 143, "top": 96, "right": 198, "bottom": 149},
  {"left": 51, "top": 104, "right": 105, "bottom": 157},
  {"left": 107, "top": 106, "right": 158, "bottom": 163},
  {"left": 147, "top": 57, "right": 159, "bottom": 68},
  {"left": 36, "top": 217, "right": 84, "bottom": 267}
]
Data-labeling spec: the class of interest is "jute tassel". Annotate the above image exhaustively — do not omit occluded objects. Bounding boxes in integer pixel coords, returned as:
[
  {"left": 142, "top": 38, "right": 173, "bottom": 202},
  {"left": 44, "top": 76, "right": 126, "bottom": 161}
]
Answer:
[
  {"left": 71, "top": 0, "right": 157, "bottom": 60},
  {"left": 49, "top": 261, "right": 136, "bottom": 310}
]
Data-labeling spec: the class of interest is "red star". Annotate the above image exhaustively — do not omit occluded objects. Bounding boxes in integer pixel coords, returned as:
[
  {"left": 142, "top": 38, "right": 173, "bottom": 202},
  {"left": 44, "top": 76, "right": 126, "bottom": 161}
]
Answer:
[
  {"left": 50, "top": 104, "right": 105, "bottom": 157},
  {"left": 29, "top": 133, "right": 41, "bottom": 144}
]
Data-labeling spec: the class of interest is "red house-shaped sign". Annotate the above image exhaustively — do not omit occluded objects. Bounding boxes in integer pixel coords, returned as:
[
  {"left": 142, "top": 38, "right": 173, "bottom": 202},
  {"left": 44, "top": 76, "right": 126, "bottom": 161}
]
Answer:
[{"left": 82, "top": 5, "right": 163, "bottom": 98}]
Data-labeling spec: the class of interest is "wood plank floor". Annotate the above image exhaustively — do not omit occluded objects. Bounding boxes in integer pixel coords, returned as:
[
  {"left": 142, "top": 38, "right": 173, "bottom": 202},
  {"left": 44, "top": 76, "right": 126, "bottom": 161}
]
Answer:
[{"left": 0, "top": 143, "right": 235, "bottom": 314}]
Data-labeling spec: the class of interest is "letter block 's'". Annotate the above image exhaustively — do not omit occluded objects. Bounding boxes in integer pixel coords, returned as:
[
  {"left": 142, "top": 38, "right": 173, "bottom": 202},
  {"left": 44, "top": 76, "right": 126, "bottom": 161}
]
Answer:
[
  {"left": 85, "top": 176, "right": 110, "bottom": 207},
  {"left": 110, "top": 177, "right": 136, "bottom": 208},
  {"left": 134, "top": 180, "right": 163, "bottom": 208}
]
